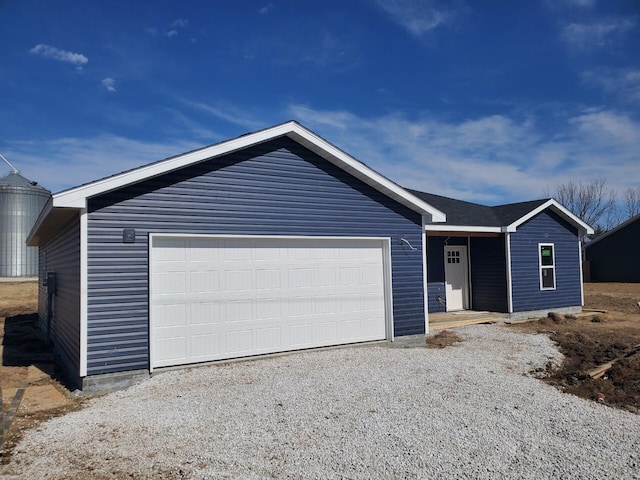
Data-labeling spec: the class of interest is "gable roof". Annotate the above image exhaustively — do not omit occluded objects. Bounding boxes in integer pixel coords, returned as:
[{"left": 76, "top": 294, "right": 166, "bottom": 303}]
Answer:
[
  {"left": 583, "top": 214, "right": 640, "bottom": 250},
  {"left": 28, "top": 121, "right": 447, "bottom": 245},
  {"left": 409, "top": 189, "right": 593, "bottom": 235},
  {"left": 407, "top": 190, "right": 504, "bottom": 227}
]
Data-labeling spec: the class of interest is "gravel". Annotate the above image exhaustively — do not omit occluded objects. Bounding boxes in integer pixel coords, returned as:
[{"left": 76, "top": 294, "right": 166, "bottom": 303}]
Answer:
[{"left": 3, "top": 325, "right": 639, "bottom": 479}]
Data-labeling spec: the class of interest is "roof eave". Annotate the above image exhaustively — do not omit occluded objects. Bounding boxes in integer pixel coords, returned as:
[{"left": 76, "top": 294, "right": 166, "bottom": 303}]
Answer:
[{"left": 26, "top": 197, "right": 53, "bottom": 246}]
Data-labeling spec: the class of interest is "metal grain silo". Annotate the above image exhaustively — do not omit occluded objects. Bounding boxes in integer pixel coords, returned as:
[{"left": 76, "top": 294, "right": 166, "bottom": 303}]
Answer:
[{"left": 0, "top": 170, "right": 51, "bottom": 277}]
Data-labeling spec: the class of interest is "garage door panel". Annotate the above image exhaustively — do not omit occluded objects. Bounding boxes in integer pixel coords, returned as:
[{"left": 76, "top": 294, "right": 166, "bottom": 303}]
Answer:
[
  {"left": 155, "top": 336, "right": 187, "bottom": 363},
  {"left": 190, "top": 271, "right": 220, "bottom": 292},
  {"left": 155, "top": 272, "right": 187, "bottom": 295},
  {"left": 151, "top": 237, "right": 389, "bottom": 368},
  {"left": 226, "top": 330, "right": 254, "bottom": 354},
  {"left": 191, "top": 334, "right": 221, "bottom": 358},
  {"left": 289, "top": 323, "right": 313, "bottom": 346},
  {"left": 256, "top": 269, "right": 281, "bottom": 289},
  {"left": 255, "top": 298, "right": 282, "bottom": 319},
  {"left": 225, "top": 300, "right": 253, "bottom": 322},
  {"left": 255, "top": 327, "right": 282, "bottom": 349},
  {"left": 190, "top": 302, "right": 220, "bottom": 326},
  {"left": 155, "top": 304, "right": 187, "bottom": 328}
]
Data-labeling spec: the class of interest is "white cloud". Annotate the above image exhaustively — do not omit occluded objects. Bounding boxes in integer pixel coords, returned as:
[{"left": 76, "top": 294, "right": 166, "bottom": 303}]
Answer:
[
  {"left": 178, "top": 99, "right": 267, "bottom": 130},
  {"left": 288, "top": 104, "right": 640, "bottom": 204},
  {"left": 259, "top": 4, "right": 274, "bottom": 15},
  {"left": 101, "top": 77, "right": 117, "bottom": 92},
  {"left": 374, "top": 0, "right": 462, "bottom": 37},
  {"left": 582, "top": 67, "right": 640, "bottom": 103},
  {"left": 166, "top": 18, "right": 189, "bottom": 37},
  {"left": 30, "top": 44, "right": 88, "bottom": 67},
  {"left": 570, "top": 108, "right": 639, "bottom": 143},
  {"left": 561, "top": 17, "right": 637, "bottom": 50},
  {"left": 5, "top": 135, "right": 201, "bottom": 193},
  {"left": 7, "top": 103, "right": 639, "bottom": 206}
]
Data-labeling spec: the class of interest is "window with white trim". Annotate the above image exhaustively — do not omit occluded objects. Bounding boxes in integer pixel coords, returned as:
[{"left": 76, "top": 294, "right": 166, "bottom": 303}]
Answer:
[{"left": 539, "top": 244, "right": 555, "bottom": 290}]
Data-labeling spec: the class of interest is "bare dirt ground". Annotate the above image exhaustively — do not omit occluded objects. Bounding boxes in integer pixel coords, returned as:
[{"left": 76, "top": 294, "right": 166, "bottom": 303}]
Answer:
[
  {"left": 0, "top": 281, "right": 85, "bottom": 463},
  {"left": 511, "top": 282, "right": 640, "bottom": 414},
  {"left": 425, "top": 329, "right": 463, "bottom": 348},
  {"left": 1, "top": 281, "right": 638, "bottom": 464}
]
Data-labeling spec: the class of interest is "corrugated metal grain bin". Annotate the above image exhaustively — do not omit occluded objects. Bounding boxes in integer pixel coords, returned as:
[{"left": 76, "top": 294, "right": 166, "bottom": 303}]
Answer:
[{"left": 0, "top": 172, "right": 51, "bottom": 277}]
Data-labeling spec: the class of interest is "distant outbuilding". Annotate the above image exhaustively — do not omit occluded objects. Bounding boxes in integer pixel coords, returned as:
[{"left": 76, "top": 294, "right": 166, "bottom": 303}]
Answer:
[
  {"left": 584, "top": 214, "right": 640, "bottom": 283},
  {"left": 0, "top": 170, "right": 51, "bottom": 277}
]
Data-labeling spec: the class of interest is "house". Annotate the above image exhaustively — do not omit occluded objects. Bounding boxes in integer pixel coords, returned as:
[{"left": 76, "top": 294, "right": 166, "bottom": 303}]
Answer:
[
  {"left": 583, "top": 214, "right": 640, "bottom": 282},
  {"left": 27, "top": 121, "right": 593, "bottom": 391}
]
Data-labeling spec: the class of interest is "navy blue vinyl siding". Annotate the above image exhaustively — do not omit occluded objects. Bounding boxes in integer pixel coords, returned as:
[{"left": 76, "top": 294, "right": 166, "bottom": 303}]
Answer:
[
  {"left": 584, "top": 218, "right": 640, "bottom": 282},
  {"left": 86, "top": 137, "right": 424, "bottom": 375},
  {"left": 470, "top": 236, "right": 508, "bottom": 312},
  {"left": 426, "top": 236, "right": 467, "bottom": 313},
  {"left": 511, "top": 211, "right": 581, "bottom": 312},
  {"left": 38, "top": 215, "right": 81, "bottom": 386}
]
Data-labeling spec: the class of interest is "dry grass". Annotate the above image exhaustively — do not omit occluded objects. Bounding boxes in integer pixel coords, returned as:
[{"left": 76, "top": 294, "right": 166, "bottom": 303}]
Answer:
[{"left": 0, "top": 281, "right": 38, "bottom": 317}]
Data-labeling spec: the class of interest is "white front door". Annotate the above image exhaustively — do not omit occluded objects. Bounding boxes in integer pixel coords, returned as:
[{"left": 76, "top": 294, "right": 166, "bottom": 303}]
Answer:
[{"left": 444, "top": 245, "right": 469, "bottom": 311}]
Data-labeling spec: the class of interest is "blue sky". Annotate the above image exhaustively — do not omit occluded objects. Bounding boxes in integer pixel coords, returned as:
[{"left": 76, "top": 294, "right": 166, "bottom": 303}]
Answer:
[{"left": 1, "top": 0, "right": 639, "bottom": 205}]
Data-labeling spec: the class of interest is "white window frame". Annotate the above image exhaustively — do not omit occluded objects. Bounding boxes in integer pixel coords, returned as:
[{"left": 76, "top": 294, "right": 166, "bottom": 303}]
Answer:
[{"left": 539, "top": 243, "right": 556, "bottom": 291}]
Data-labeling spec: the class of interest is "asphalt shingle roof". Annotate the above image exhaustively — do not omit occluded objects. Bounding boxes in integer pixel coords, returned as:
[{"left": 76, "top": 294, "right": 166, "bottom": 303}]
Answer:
[{"left": 408, "top": 188, "right": 549, "bottom": 228}]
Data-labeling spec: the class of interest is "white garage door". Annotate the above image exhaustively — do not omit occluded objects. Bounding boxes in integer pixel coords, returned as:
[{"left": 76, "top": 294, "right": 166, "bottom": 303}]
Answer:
[{"left": 149, "top": 236, "right": 390, "bottom": 369}]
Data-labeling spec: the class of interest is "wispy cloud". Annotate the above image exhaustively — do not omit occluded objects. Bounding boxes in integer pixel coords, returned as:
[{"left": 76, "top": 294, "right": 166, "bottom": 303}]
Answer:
[
  {"left": 5, "top": 135, "right": 201, "bottom": 193},
  {"left": 561, "top": 16, "right": 637, "bottom": 50},
  {"left": 259, "top": 4, "right": 274, "bottom": 15},
  {"left": 166, "top": 18, "right": 189, "bottom": 38},
  {"left": 171, "top": 19, "right": 189, "bottom": 28},
  {"left": 178, "top": 98, "right": 267, "bottom": 130},
  {"left": 288, "top": 104, "right": 640, "bottom": 204},
  {"left": 582, "top": 67, "right": 640, "bottom": 103},
  {"left": 29, "top": 44, "right": 88, "bottom": 69},
  {"left": 7, "top": 101, "right": 639, "bottom": 205},
  {"left": 101, "top": 77, "right": 117, "bottom": 92},
  {"left": 374, "top": 0, "right": 463, "bottom": 37}
]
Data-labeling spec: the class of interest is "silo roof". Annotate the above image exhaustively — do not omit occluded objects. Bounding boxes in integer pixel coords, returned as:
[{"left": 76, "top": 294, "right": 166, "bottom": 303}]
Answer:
[{"left": 0, "top": 172, "right": 50, "bottom": 193}]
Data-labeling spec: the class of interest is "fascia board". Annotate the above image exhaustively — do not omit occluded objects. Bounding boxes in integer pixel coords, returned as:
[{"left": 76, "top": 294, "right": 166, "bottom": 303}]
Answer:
[
  {"left": 424, "top": 224, "right": 501, "bottom": 233},
  {"left": 505, "top": 199, "right": 594, "bottom": 235},
  {"left": 51, "top": 124, "right": 297, "bottom": 208},
  {"left": 26, "top": 197, "right": 54, "bottom": 246},
  {"left": 48, "top": 121, "right": 447, "bottom": 222}
]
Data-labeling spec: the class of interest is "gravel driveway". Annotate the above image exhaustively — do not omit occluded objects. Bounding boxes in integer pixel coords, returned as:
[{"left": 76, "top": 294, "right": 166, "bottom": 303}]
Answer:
[{"left": 3, "top": 325, "right": 639, "bottom": 479}]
